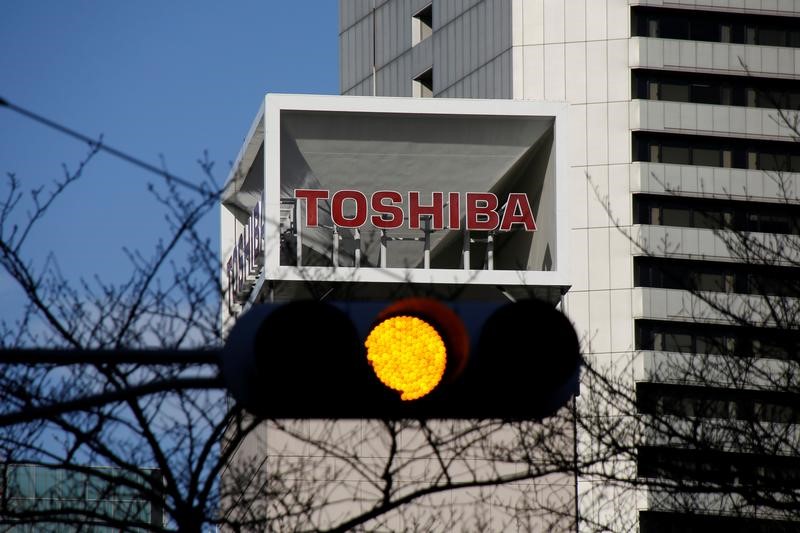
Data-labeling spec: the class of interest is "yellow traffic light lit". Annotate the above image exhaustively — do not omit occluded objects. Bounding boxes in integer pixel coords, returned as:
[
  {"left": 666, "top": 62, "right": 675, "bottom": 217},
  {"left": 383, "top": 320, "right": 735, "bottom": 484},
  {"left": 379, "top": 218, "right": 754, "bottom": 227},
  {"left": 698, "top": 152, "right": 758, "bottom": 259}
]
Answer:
[{"left": 365, "top": 315, "right": 447, "bottom": 401}]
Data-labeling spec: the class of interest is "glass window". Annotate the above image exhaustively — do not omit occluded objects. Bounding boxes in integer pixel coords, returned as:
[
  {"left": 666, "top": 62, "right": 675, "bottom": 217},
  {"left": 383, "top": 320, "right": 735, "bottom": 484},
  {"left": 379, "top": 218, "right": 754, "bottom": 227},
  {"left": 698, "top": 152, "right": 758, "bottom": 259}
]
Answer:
[
  {"left": 661, "top": 145, "right": 691, "bottom": 165},
  {"left": 692, "top": 147, "right": 721, "bottom": 167},
  {"left": 34, "top": 467, "right": 59, "bottom": 498},
  {"left": 663, "top": 332, "right": 693, "bottom": 352},
  {"left": 8, "top": 465, "right": 35, "bottom": 498},
  {"left": 759, "top": 28, "right": 784, "bottom": 47},
  {"left": 659, "top": 82, "right": 690, "bottom": 102},
  {"left": 691, "top": 83, "right": 718, "bottom": 104},
  {"left": 661, "top": 16, "right": 689, "bottom": 39},
  {"left": 660, "top": 207, "right": 692, "bottom": 226}
]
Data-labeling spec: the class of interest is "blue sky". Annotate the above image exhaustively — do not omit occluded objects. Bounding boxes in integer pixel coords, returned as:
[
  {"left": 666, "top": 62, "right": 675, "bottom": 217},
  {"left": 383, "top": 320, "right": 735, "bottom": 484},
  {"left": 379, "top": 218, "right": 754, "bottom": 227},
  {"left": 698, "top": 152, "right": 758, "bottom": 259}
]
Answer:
[{"left": 0, "top": 1, "right": 339, "bottom": 328}]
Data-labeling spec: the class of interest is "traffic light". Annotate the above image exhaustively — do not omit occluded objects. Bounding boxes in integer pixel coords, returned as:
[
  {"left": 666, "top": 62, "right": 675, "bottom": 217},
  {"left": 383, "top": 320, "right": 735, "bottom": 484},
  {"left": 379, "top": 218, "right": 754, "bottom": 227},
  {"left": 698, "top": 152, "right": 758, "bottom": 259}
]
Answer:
[{"left": 222, "top": 298, "right": 581, "bottom": 419}]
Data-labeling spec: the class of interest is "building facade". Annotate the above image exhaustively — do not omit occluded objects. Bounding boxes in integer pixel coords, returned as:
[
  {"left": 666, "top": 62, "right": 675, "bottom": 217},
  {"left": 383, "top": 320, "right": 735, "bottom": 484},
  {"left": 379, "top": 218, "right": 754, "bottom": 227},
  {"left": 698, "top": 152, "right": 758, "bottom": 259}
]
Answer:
[
  {"left": 1, "top": 464, "right": 164, "bottom": 532},
  {"left": 340, "top": 0, "right": 800, "bottom": 530}
]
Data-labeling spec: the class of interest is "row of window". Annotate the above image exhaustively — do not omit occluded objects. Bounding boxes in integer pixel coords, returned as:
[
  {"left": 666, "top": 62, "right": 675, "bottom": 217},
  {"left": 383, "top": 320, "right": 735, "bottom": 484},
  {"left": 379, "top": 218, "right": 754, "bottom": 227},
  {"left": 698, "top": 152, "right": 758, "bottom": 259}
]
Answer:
[
  {"left": 636, "top": 319, "right": 800, "bottom": 360},
  {"left": 2, "top": 465, "right": 163, "bottom": 529},
  {"left": 635, "top": 257, "right": 800, "bottom": 297},
  {"left": 637, "top": 382, "right": 800, "bottom": 423},
  {"left": 632, "top": 6, "right": 800, "bottom": 48},
  {"left": 634, "top": 194, "right": 800, "bottom": 235},
  {"left": 638, "top": 446, "right": 800, "bottom": 487},
  {"left": 633, "top": 133, "right": 800, "bottom": 172},
  {"left": 633, "top": 70, "right": 800, "bottom": 110},
  {"left": 640, "top": 510, "right": 800, "bottom": 533}
]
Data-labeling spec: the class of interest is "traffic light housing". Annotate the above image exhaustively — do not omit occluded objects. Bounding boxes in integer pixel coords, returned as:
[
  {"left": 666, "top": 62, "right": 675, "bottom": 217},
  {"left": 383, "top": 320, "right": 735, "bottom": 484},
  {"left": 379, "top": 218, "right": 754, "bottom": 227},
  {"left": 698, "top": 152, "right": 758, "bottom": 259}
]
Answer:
[{"left": 222, "top": 298, "right": 581, "bottom": 419}]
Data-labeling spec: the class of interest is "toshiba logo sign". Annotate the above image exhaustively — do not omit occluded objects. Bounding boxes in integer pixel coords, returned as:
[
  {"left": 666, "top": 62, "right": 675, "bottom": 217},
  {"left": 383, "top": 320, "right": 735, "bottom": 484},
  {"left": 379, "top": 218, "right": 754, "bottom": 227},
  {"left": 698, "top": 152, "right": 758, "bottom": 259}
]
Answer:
[
  {"left": 294, "top": 189, "right": 536, "bottom": 232},
  {"left": 220, "top": 94, "right": 570, "bottom": 294}
]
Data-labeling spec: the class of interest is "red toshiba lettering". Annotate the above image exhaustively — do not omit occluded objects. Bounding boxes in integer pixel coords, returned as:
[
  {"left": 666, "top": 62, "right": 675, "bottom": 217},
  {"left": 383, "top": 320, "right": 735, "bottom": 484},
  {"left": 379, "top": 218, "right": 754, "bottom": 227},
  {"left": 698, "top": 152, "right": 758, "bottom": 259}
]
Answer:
[
  {"left": 294, "top": 189, "right": 329, "bottom": 227},
  {"left": 371, "top": 191, "right": 404, "bottom": 229},
  {"left": 331, "top": 190, "right": 368, "bottom": 228},
  {"left": 448, "top": 192, "right": 460, "bottom": 230},
  {"left": 499, "top": 193, "right": 537, "bottom": 231},
  {"left": 408, "top": 192, "right": 445, "bottom": 230},
  {"left": 466, "top": 192, "right": 500, "bottom": 231}
]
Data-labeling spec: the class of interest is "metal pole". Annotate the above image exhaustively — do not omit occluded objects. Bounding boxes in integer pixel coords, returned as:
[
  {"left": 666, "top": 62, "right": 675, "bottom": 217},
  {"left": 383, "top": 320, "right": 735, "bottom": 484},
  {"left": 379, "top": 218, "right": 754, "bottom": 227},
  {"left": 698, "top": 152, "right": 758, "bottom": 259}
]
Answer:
[
  {"left": 380, "top": 229, "right": 387, "bottom": 268},
  {"left": 423, "top": 216, "right": 431, "bottom": 269},
  {"left": 295, "top": 199, "right": 303, "bottom": 267}
]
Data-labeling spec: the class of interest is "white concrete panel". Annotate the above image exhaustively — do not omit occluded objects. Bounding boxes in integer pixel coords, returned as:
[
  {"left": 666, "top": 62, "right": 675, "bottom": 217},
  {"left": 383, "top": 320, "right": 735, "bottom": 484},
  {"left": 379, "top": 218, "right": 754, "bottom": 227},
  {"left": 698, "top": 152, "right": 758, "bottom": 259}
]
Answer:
[
  {"left": 511, "top": 0, "right": 524, "bottom": 46},
  {"left": 745, "top": 170, "right": 764, "bottom": 198},
  {"left": 544, "top": 0, "right": 565, "bottom": 43},
  {"left": 713, "top": 168, "right": 732, "bottom": 195},
  {"left": 696, "top": 42, "right": 713, "bottom": 70},
  {"left": 522, "top": 45, "right": 545, "bottom": 99},
  {"left": 564, "top": 289, "right": 590, "bottom": 351},
  {"left": 744, "top": 45, "right": 761, "bottom": 72},
  {"left": 609, "top": 289, "right": 634, "bottom": 352},
  {"left": 762, "top": 109, "right": 780, "bottom": 137},
  {"left": 571, "top": 228, "right": 590, "bottom": 291},
  {"left": 588, "top": 288, "right": 612, "bottom": 353},
  {"left": 681, "top": 164, "right": 699, "bottom": 193},
  {"left": 681, "top": 227, "right": 700, "bottom": 256},
  {"left": 663, "top": 164, "right": 683, "bottom": 192},
  {"left": 586, "top": 41, "right": 608, "bottom": 103},
  {"left": 762, "top": 46, "right": 778, "bottom": 74},
  {"left": 712, "top": 105, "right": 729, "bottom": 133},
  {"left": 795, "top": 49, "right": 800, "bottom": 75},
  {"left": 585, "top": 0, "right": 607, "bottom": 41},
  {"left": 663, "top": 39, "right": 680, "bottom": 67},
  {"left": 729, "top": 106, "right": 746, "bottom": 132},
  {"left": 680, "top": 103, "right": 697, "bottom": 131},
  {"left": 696, "top": 104, "right": 713, "bottom": 133},
  {"left": 564, "top": 0, "right": 586, "bottom": 43},
  {"left": 609, "top": 229, "right": 632, "bottom": 292},
  {"left": 565, "top": 42, "right": 587, "bottom": 103},
  {"left": 679, "top": 40, "right": 696, "bottom": 69},
  {"left": 569, "top": 104, "right": 588, "bottom": 165},
  {"left": 696, "top": 166, "right": 714, "bottom": 195},
  {"left": 587, "top": 164, "right": 609, "bottom": 228},
  {"left": 544, "top": 43, "right": 566, "bottom": 100},
  {"left": 607, "top": 39, "right": 629, "bottom": 102},
  {"left": 745, "top": 107, "right": 762, "bottom": 136},
  {"left": 728, "top": 43, "right": 746, "bottom": 71},
  {"left": 778, "top": 47, "right": 794, "bottom": 75},
  {"left": 730, "top": 170, "right": 747, "bottom": 197},
  {"left": 522, "top": 0, "right": 544, "bottom": 45},
  {"left": 586, "top": 104, "right": 609, "bottom": 165},
  {"left": 664, "top": 101, "right": 681, "bottom": 129},
  {"left": 512, "top": 46, "right": 524, "bottom": 98},
  {"left": 608, "top": 164, "right": 630, "bottom": 226},
  {"left": 608, "top": 102, "right": 629, "bottom": 165},
  {"left": 698, "top": 229, "right": 715, "bottom": 257},
  {"left": 712, "top": 43, "right": 728, "bottom": 70},
  {"left": 571, "top": 166, "right": 589, "bottom": 229},
  {"left": 607, "top": 0, "right": 628, "bottom": 40}
]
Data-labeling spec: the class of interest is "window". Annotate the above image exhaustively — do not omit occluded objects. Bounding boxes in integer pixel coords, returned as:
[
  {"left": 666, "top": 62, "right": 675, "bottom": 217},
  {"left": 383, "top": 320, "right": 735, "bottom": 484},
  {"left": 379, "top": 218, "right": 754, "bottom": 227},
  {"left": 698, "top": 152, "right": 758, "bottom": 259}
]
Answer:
[
  {"left": 412, "top": 68, "right": 433, "bottom": 98},
  {"left": 412, "top": 4, "right": 432, "bottom": 46},
  {"left": 633, "top": 132, "right": 800, "bottom": 172},
  {"left": 632, "top": 69, "right": 800, "bottom": 109},
  {"left": 632, "top": 6, "right": 800, "bottom": 48}
]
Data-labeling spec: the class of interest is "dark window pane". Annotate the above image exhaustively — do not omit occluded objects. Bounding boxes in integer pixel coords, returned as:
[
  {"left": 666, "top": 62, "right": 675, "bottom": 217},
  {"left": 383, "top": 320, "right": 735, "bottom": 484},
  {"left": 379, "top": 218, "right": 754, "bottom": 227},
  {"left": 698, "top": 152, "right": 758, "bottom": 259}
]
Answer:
[
  {"left": 659, "top": 82, "right": 690, "bottom": 101},
  {"left": 661, "top": 145, "right": 690, "bottom": 164},
  {"left": 693, "top": 147, "right": 721, "bottom": 166},
  {"left": 691, "top": 83, "right": 718, "bottom": 104},
  {"left": 660, "top": 207, "right": 691, "bottom": 226}
]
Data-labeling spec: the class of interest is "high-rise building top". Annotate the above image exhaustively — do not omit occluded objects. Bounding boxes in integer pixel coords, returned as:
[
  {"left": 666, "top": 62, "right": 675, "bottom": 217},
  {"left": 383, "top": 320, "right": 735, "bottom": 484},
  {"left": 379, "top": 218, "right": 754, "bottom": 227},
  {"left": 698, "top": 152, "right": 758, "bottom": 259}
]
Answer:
[{"left": 340, "top": 1, "right": 800, "bottom": 530}]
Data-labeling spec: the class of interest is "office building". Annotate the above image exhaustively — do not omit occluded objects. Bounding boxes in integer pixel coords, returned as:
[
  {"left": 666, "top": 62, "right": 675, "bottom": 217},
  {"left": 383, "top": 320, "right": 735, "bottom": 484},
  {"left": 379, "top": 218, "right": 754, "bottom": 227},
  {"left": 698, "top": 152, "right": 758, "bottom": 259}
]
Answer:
[
  {"left": 339, "top": 0, "right": 800, "bottom": 530},
  {"left": 1, "top": 463, "right": 164, "bottom": 532}
]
